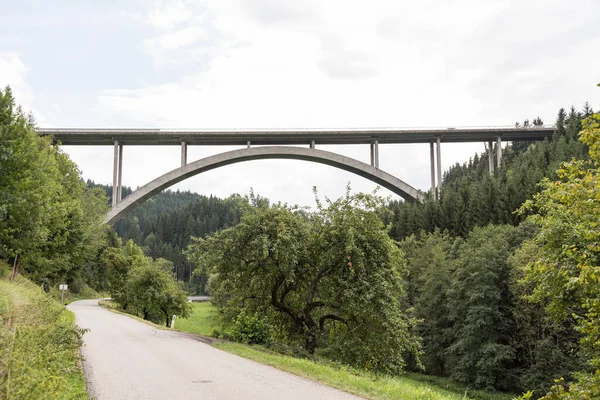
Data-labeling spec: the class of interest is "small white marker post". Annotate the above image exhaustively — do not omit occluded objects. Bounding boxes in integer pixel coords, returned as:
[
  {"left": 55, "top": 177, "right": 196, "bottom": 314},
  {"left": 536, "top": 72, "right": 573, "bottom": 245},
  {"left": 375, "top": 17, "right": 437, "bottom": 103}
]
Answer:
[
  {"left": 170, "top": 315, "right": 177, "bottom": 329},
  {"left": 59, "top": 284, "right": 68, "bottom": 305}
]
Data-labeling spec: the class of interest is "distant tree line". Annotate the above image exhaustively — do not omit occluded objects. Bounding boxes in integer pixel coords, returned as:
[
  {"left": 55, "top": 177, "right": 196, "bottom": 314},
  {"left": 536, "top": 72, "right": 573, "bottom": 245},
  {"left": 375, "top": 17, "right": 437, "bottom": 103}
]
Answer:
[
  {"left": 386, "top": 104, "right": 593, "bottom": 240},
  {"left": 88, "top": 182, "right": 256, "bottom": 293}
]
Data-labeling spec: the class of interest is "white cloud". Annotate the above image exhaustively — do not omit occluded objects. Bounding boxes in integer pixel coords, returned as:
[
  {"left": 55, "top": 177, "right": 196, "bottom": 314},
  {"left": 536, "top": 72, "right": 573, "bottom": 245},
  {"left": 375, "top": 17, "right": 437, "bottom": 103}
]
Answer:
[
  {"left": 147, "top": 25, "right": 208, "bottom": 51},
  {"left": 0, "top": 52, "right": 31, "bottom": 106},
  {"left": 7, "top": 0, "right": 597, "bottom": 206},
  {"left": 0, "top": 52, "right": 51, "bottom": 125},
  {"left": 144, "top": 1, "right": 193, "bottom": 30},
  {"left": 87, "top": 0, "right": 600, "bottom": 205}
]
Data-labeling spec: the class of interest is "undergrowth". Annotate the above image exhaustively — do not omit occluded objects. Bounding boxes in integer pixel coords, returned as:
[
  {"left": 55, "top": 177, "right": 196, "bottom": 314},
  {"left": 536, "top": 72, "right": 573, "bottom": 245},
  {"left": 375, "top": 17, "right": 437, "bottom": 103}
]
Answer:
[{"left": 0, "top": 265, "right": 87, "bottom": 399}]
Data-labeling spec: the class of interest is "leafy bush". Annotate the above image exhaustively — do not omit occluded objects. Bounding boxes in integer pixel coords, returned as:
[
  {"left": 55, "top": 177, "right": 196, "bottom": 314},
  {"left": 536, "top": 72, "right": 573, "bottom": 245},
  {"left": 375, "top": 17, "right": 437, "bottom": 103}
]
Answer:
[
  {"left": 122, "top": 260, "right": 192, "bottom": 326},
  {"left": 227, "top": 311, "right": 271, "bottom": 345}
]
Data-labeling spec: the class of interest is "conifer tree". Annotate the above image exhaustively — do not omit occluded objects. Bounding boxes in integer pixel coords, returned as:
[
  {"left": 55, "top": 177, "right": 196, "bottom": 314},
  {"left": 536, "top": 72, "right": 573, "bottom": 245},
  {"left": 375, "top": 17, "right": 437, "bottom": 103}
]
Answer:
[{"left": 447, "top": 225, "right": 518, "bottom": 390}]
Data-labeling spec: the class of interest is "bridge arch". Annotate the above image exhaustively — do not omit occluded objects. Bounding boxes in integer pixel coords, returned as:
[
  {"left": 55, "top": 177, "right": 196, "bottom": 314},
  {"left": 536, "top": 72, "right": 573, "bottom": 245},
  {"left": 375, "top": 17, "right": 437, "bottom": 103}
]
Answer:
[{"left": 106, "top": 146, "right": 425, "bottom": 224}]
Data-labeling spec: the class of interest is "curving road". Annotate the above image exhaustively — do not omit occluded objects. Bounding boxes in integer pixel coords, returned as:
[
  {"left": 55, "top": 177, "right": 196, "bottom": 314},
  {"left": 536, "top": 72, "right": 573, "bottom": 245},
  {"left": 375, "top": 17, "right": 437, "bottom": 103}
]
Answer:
[{"left": 68, "top": 300, "right": 362, "bottom": 400}]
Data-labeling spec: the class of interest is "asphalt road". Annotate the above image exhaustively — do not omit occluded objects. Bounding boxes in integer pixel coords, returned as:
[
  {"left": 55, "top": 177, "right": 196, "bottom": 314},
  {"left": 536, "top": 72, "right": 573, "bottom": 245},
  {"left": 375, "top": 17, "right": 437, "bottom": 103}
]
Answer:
[{"left": 68, "top": 300, "right": 362, "bottom": 400}]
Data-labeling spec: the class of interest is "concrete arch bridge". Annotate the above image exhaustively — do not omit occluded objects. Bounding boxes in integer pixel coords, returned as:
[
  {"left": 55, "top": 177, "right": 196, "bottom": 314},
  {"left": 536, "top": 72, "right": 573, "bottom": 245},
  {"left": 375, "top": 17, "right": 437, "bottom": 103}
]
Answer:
[{"left": 38, "top": 126, "right": 555, "bottom": 224}]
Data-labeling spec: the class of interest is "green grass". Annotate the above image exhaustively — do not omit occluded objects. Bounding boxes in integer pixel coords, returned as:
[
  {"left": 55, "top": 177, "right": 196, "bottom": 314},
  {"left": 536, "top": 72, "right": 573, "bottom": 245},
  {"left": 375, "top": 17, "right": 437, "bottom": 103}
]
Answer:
[
  {"left": 174, "top": 302, "right": 219, "bottom": 336},
  {"left": 0, "top": 266, "right": 88, "bottom": 399},
  {"left": 212, "top": 342, "right": 514, "bottom": 400},
  {"left": 169, "top": 302, "right": 514, "bottom": 400}
]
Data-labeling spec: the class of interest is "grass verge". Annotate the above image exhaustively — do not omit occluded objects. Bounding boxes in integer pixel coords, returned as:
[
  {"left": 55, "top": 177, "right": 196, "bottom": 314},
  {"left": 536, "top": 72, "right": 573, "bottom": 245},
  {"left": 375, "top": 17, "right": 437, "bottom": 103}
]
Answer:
[
  {"left": 98, "top": 299, "right": 171, "bottom": 330},
  {"left": 172, "top": 302, "right": 514, "bottom": 400},
  {"left": 0, "top": 268, "right": 88, "bottom": 399},
  {"left": 212, "top": 342, "right": 514, "bottom": 400},
  {"left": 173, "top": 302, "right": 219, "bottom": 336}
]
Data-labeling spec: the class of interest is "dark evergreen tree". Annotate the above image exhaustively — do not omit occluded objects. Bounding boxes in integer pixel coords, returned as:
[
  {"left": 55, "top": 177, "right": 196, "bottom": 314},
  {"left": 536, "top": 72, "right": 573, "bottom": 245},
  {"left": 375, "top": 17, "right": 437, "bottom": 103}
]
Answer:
[{"left": 447, "top": 225, "right": 517, "bottom": 391}]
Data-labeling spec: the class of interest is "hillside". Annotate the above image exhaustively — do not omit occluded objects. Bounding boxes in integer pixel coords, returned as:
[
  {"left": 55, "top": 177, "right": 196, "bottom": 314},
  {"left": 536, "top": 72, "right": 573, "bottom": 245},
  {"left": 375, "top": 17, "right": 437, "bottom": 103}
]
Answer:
[
  {"left": 89, "top": 182, "right": 251, "bottom": 290},
  {"left": 387, "top": 105, "right": 592, "bottom": 240}
]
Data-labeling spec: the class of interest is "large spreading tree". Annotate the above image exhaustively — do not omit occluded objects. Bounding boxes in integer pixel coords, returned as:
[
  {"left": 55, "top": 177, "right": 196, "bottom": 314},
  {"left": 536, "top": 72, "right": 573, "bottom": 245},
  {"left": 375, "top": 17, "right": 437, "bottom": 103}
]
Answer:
[{"left": 188, "top": 189, "right": 421, "bottom": 373}]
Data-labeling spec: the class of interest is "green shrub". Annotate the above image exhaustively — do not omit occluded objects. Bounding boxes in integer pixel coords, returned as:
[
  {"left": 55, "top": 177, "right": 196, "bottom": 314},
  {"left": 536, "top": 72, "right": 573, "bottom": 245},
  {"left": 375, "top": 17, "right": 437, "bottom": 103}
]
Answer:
[{"left": 228, "top": 311, "right": 271, "bottom": 345}]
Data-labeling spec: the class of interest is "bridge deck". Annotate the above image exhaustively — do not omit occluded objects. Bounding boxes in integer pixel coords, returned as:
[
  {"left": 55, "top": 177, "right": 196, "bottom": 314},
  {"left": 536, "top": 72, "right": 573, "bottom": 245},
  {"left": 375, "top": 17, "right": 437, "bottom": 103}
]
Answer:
[{"left": 38, "top": 127, "right": 555, "bottom": 146}]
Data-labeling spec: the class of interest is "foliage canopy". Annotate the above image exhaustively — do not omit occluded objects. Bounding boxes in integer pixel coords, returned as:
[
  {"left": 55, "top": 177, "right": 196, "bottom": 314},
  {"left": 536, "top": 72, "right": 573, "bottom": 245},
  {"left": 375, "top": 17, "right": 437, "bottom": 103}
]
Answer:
[
  {"left": 188, "top": 189, "right": 421, "bottom": 373},
  {"left": 520, "top": 113, "right": 600, "bottom": 398}
]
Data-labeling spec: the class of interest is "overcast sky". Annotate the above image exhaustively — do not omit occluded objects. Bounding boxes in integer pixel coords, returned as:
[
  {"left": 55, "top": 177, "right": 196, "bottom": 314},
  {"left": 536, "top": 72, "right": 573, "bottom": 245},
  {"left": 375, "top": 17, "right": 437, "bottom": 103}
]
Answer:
[{"left": 1, "top": 0, "right": 599, "bottom": 206}]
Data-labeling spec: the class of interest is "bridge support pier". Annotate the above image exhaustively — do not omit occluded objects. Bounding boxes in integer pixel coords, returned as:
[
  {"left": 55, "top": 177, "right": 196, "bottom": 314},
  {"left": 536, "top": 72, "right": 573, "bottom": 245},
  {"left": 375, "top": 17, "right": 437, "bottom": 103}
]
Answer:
[
  {"left": 488, "top": 140, "right": 495, "bottom": 175},
  {"left": 181, "top": 141, "right": 187, "bottom": 166},
  {"left": 112, "top": 140, "right": 123, "bottom": 206},
  {"left": 430, "top": 142, "right": 435, "bottom": 193},
  {"left": 118, "top": 144, "right": 123, "bottom": 202},
  {"left": 496, "top": 136, "right": 502, "bottom": 168},
  {"left": 370, "top": 140, "right": 379, "bottom": 168},
  {"left": 436, "top": 137, "right": 442, "bottom": 195},
  {"left": 310, "top": 140, "right": 315, "bottom": 149}
]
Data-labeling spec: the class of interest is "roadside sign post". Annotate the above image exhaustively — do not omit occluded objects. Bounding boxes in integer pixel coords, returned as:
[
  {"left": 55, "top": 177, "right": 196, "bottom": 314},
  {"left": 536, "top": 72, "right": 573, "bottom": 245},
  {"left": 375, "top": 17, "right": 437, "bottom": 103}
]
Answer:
[
  {"left": 59, "top": 284, "right": 68, "bottom": 305},
  {"left": 171, "top": 315, "right": 177, "bottom": 329}
]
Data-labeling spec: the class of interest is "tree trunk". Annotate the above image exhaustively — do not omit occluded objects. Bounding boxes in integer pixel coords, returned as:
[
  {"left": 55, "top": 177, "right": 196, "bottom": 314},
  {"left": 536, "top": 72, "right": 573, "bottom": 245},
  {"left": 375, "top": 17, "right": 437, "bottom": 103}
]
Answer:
[
  {"left": 10, "top": 254, "right": 19, "bottom": 281},
  {"left": 304, "top": 330, "right": 317, "bottom": 354},
  {"left": 303, "top": 320, "right": 319, "bottom": 355}
]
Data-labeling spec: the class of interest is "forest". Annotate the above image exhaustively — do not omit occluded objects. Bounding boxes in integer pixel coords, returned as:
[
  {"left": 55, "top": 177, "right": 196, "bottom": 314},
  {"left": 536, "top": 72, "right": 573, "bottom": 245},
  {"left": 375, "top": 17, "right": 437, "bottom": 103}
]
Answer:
[{"left": 1, "top": 83, "right": 599, "bottom": 398}]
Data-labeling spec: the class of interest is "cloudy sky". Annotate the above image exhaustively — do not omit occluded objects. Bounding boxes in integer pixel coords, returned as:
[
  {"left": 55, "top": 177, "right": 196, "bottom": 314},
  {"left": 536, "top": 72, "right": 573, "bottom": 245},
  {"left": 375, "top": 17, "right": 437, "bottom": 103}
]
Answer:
[{"left": 1, "top": 0, "right": 599, "bottom": 206}]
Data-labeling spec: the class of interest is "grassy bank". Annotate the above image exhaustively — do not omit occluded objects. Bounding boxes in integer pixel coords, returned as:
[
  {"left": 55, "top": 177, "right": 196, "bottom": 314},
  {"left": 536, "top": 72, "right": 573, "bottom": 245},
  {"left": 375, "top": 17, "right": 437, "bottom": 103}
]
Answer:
[
  {"left": 0, "top": 267, "right": 87, "bottom": 399},
  {"left": 212, "top": 342, "right": 513, "bottom": 400},
  {"left": 173, "top": 302, "right": 219, "bottom": 336},
  {"left": 170, "top": 302, "right": 514, "bottom": 400}
]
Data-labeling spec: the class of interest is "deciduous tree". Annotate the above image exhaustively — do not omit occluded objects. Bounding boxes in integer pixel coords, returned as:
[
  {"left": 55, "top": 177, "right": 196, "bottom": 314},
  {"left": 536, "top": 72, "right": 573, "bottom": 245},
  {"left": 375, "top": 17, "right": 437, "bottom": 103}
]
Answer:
[
  {"left": 520, "top": 113, "right": 600, "bottom": 398},
  {"left": 189, "top": 189, "right": 421, "bottom": 373}
]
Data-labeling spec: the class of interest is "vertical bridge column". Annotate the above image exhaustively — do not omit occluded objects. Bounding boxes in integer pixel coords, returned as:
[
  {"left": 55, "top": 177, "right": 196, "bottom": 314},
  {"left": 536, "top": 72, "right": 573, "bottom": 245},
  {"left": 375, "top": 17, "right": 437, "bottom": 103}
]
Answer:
[
  {"left": 117, "top": 143, "right": 123, "bottom": 202},
  {"left": 310, "top": 140, "right": 315, "bottom": 149},
  {"left": 112, "top": 140, "right": 123, "bottom": 206},
  {"left": 436, "top": 137, "right": 442, "bottom": 195},
  {"left": 181, "top": 141, "right": 187, "bottom": 166},
  {"left": 496, "top": 136, "right": 503, "bottom": 169},
  {"left": 370, "top": 140, "right": 379, "bottom": 168},
  {"left": 430, "top": 142, "right": 436, "bottom": 194},
  {"left": 488, "top": 140, "right": 495, "bottom": 175}
]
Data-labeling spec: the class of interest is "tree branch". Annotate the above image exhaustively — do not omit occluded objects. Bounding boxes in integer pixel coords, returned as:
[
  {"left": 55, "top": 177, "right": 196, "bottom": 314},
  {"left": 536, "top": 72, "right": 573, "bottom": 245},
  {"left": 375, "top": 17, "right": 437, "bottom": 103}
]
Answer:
[
  {"left": 271, "top": 276, "right": 300, "bottom": 324},
  {"left": 319, "top": 314, "right": 347, "bottom": 330}
]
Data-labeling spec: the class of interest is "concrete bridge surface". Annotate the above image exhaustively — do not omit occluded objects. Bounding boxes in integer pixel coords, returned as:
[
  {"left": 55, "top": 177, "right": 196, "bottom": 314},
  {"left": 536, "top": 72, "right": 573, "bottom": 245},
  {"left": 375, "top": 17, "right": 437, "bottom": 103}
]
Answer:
[
  {"left": 38, "top": 125, "right": 555, "bottom": 223},
  {"left": 105, "top": 146, "right": 425, "bottom": 224}
]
